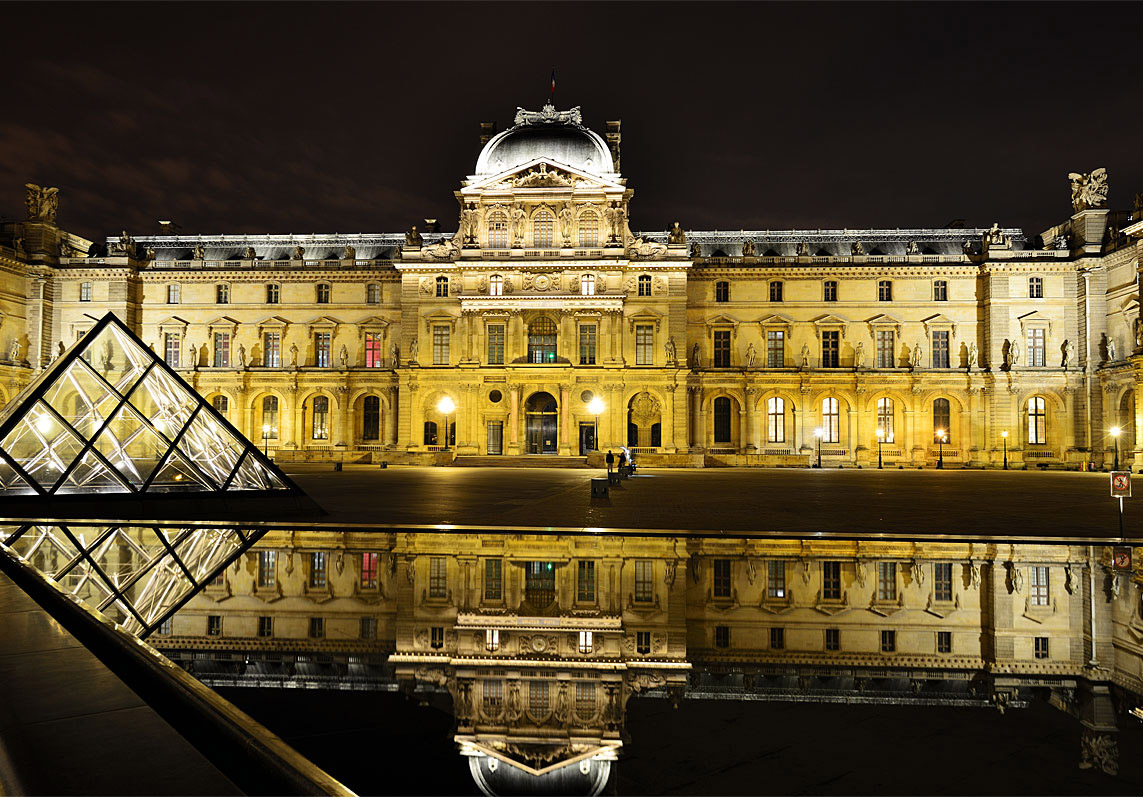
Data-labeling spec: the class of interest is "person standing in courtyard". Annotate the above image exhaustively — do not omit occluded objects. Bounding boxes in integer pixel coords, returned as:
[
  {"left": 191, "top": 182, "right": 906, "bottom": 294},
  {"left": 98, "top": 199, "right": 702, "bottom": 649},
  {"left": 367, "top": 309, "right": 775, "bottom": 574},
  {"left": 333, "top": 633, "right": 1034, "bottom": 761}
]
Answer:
[{"left": 606, "top": 449, "right": 615, "bottom": 474}]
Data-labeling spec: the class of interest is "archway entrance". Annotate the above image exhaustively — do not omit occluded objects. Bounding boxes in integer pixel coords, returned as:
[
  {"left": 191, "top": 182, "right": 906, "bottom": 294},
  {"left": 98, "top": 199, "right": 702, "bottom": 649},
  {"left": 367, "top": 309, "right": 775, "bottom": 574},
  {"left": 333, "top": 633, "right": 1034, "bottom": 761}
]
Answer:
[
  {"left": 627, "top": 391, "right": 662, "bottom": 448},
  {"left": 525, "top": 391, "right": 558, "bottom": 454}
]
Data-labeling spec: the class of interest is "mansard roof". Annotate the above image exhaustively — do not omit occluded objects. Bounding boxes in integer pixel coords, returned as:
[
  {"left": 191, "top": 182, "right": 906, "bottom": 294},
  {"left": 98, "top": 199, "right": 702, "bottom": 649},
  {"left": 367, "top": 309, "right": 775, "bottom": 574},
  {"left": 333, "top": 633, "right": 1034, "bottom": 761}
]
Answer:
[
  {"left": 646, "top": 227, "right": 1028, "bottom": 257},
  {"left": 132, "top": 233, "right": 408, "bottom": 263}
]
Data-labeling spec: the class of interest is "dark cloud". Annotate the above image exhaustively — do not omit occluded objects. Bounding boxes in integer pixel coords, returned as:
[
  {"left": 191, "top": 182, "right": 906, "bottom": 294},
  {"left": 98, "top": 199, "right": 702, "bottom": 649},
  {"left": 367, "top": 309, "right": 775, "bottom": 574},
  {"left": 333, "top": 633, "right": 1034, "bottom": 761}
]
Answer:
[{"left": 3, "top": 1, "right": 1141, "bottom": 241}]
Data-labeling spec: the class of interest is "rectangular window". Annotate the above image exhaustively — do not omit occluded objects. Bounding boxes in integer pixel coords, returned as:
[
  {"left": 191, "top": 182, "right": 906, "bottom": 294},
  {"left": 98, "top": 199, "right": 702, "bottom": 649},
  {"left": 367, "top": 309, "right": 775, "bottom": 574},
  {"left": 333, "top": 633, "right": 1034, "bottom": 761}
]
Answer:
[
  {"left": 713, "top": 559, "right": 731, "bottom": 598},
  {"left": 317, "top": 283, "right": 331, "bottom": 303},
  {"left": 164, "top": 333, "right": 180, "bottom": 368},
  {"left": 263, "top": 332, "right": 281, "bottom": 367},
  {"left": 430, "top": 626, "right": 444, "bottom": 649},
  {"left": 257, "top": 550, "right": 276, "bottom": 588},
  {"left": 80, "top": 282, "right": 92, "bottom": 302},
  {"left": 484, "top": 559, "right": 502, "bottom": 601},
  {"left": 937, "top": 631, "right": 952, "bottom": 654},
  {"left": 636, "top": 631, "right": 651, "bottom": 654},
  {"left": 212, "top": 332, "right": 230, "bottom": 367},
  {"left": 312, "top": 397, "right": 329, "bottom": 440},
  {"left": 483, "top": 680, "right": 503, "bottom": 710},
  {"left": 364, "top": 332, "right": 383, "bottom": 368},
  {"left": 575, "top": 682, "right": 595, "bottom": 716},
  {"left": 715, "top": 625, "right": 730, "bottom": 648},
  {"left": 257, "top": 616, "right": 272, "bottom": 637},
  {"left": 770, "top": 627, "right": 785, "bottom": 650},
  {"left": 266, "top": 283, "right": 279, "bottom": 303},
  {"left": 309, "top": 551, "right": 327, "bottom": 589},
  {"left": 484, "top": 628, "right": 499, "bottom": 651},
  {"left": 767, "top": 330, "right": 784, "bottom": 368},
  {"left": 767, "top": 560, "right": 786, "bottom": 599},
  {"left": 309, "top": 617, "right": 324, "bottom": 639},
  {"left": 876, "top": 329, "right": 895, "bottom": 368},
  {"left": 361, "top": 552, "right": 380, "bottom": 589},
  {"left": 1034, "top": 636, "right": 1049, "bottom": 659},
  {"left": 878, "top": 280, "right": 892, "bottom": 301},
  {"left": 825, "top": 628, "right": 840, "bottom": 651},
  {"left": 636, "top": 325, "right": 654, "bottom": 366},
  {"left": 715, "top": 281, "right": 729, "bottom": 302},
  {"left": 432, "top": 325, "right": 450, "bottom": 365},
  {"left": 429, "top": 556, "right": 447, "bottom": 598},
  {"left": 1029, "top": 276, "right": 1043, "bottom": 298},
  {"left": 360, "top": 616, "right": 378, "bottom": 639},
  {"left": 769, "top": 281, "right": 783, "bottom": 302},
  {"left": 934, "top": 563, "right": 953, "bottom": 602},
  {"left": 314, "top": 332, "right": 331, "bottom": 367},
  {"left": 579, "top": 324, "right": 597, "bottom": 365},
  {"left": 578, "top": 630, "right": 593, "bottom": 654},
  {"left": 486, "top": 324, "right": 505, "bottom": 365},
  {"left": 881, "top": 629, "right": 896, "bottom": 652},
  {"left": 821, "top": 330, "right": 839, "bottom": 368},
  {"left": 713, "top": 330, "right": 731, "bottom": 367},
  {"left": 1031, "top": 566, "right": 1050, "bottom": 606},
  {"left": 529, "top": 681, "right": 548, "bottom": 714},
  {"left": 634, "top": 560, "right": 653, "bottom": 603},
  {"left": 823, "top": 281, "right": 838, "bottom": 302},
  {"left": 367, "top": 283, "right": 381, "bottom": 303},
  {"left": 207, "top": 615, "right": 221, "bottom": 636},
  {"left": 1027, "top": 328, "right": 1045, "bottom": 367},
  {"left": 577, "top": 560, "right": 596, "bottom": 602},
  {"left": 767, "top": 397, "right": 785, "bottom": 443},
  {"left": 216, "top": 284, "right": 229, "bottom": 304},
  {"left": 822, "top": 397, "right": 839, "bottom": 443},
  {"left": 932, "top": 330, "right": 950, "bottom": 369},
  {"left": 158, "top": 618, "right": 172, "bottom": 635},
  {"left": 877, "top": 562, "right": 897, "bottom": 601},
  {"left": 167, "top": 284, "right": 180, "bottom": 304},
  {"left": 933, "top": 280, "right": 948, "bottom": 301},
  {"left": 822, "top": 561, "right": 842, "bottom": 600}
]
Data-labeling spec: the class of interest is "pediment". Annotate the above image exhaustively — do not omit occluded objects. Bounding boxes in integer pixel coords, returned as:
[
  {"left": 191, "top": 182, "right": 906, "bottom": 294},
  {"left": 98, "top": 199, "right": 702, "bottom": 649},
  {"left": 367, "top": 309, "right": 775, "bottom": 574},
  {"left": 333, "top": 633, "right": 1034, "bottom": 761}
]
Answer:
[
  {"left": 306, "top": 315, "right": 342, "bottom": 329},
  {"left": 704, "top": 313, "right": 740, "bottom": 328},
  {"left": 156, "top": 315, "right": 191, "bottom": 328},
  {"left": 464, "top": 157, "right": 625, "bottom": 193},
  {"left": 812, "top": 313, "right": 849, "bottom": 327},
  {"left": 921, "top": 313, "right": 956, "bottom": 326},
  {"left": 205, "top": 315, "right": 239, "bottom": 329},
  {"left": 255, "top": 315, "right": 291, "bottom": 328},
  {"left": 757, "top": 313, "right": 794, "bottom": 327},
  {"left": 866, "top": 313, "right": 903, "bottom": 327},
  {"left": 424, "top": 309, "right": 457, "bottom": 323},
  {"left": 356, "top": 315, "right": 390, "bottom": 329},
  {"left": 629, "top": 308, "right": 665, "bottom": 330},
  {"left": 1016, "top": 309, "right": 1048, "bottom": 322}
]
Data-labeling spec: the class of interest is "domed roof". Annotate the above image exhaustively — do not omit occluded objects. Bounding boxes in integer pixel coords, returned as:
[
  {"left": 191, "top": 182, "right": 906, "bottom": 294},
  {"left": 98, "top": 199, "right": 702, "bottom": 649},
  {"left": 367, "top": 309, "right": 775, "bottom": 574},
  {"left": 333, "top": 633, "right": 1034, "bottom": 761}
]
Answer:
[{"left": 475, "top": 104, "right": 614, "bottom": 178}]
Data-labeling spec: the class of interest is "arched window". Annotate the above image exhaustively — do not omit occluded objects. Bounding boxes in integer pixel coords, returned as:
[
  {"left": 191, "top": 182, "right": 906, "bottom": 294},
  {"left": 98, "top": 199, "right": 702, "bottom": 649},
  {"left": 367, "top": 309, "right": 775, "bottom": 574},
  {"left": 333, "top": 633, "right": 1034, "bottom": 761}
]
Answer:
[
  {"left": 715, "top": 281, "right": 729, "bottom": 302},
  {"left": 1028, "top": 397, "right": 1046, "bottom": 444},
  {"left": 362, "top": 396, "right": 380, "bottom": 441},
  {"left": 262, "top": 396, "right": 279, "bottom": 438},
  {"left": 316, "top": 283, "right": 331, "bottom": 304},
  {"left": 366, "top": 283, "right": 381, "bottom": 304},
  {"left": 932, "top": 398, "right": 951, "bottom": 444},
  {"left": 489, "top": 274, "right": 503, "bottom": 296},
  {"left": 821, "top": 398, "right": 839, "bottom": 443},
  {"left": 528, "top": 317, "right": 558, "bottom": 364},
  {"left": 216, "top": 284, "right": 229, "bottom": 304},
  {"left": 487, "top": 211, "right": 508, "bottom": 248},
  {"left": 714, "top": 397, "right": 732, "bottom": 443},
  {"left": 312, "top": 396, "right": 330, "bottom": 440},
  {"left": 579, "top": 212, "right": 599, "bottom": 247},
  {"left": 533, "top": 209, "right": 554, "bottom": 248},
  {"left": 423, "top": 420, "right": 438, "bottom": 446},
  {"left": 877, "top": 397, "right": 894, "bottom": 443},
  {"left": 767, "top": 397, "right": 785, "bottom": 443},
  {"left": 638, "top": 275, "right": 652, "bottom": 297},
  {"left": 581, "top": 274, "right": 595, "bottom": 296},
  {"left": 435, "top": 276, "right": 449, "bottom": 297},
  {"left": 212, "top": 395, "right": 229, "bottom": 417}
]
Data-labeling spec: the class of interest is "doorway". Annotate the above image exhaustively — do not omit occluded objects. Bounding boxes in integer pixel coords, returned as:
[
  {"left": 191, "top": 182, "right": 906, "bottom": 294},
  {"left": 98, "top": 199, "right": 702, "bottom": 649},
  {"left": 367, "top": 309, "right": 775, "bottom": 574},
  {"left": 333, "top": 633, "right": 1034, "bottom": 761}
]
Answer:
[
  {"left": 525, "top": 392, "right": 558, "bottom": 454},
  {"left": 579, "top": 422, "right": 596, "bottom": 455},
  {"left": 487, "top": 421, "right": 503, "bottom": 455}
]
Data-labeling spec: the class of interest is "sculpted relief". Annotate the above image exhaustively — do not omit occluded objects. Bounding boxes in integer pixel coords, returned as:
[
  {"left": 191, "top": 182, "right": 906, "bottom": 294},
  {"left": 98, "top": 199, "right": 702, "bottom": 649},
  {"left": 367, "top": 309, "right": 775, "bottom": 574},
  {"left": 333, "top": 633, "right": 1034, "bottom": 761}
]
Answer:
[
  {"left": 24, "top": 183, "right": 59, "bottom": 224},
  {"left": 1069, "top": 168, "right": 1109, "bottom": 212}
]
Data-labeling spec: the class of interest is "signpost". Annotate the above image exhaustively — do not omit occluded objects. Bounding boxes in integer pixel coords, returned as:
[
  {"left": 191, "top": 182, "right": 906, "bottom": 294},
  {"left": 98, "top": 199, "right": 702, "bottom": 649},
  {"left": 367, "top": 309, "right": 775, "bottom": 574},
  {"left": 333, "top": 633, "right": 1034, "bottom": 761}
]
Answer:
[{"left": 1111, "top": 471, "right": 1131, "bottom": 538}]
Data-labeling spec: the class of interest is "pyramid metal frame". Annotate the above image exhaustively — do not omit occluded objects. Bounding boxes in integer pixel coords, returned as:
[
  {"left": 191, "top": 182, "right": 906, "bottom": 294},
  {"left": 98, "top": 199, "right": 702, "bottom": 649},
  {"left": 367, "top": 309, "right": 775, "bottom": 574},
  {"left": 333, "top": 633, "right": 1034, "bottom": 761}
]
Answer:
[{"left": 0, "top": 312, "right": 304, "bottom": 499}]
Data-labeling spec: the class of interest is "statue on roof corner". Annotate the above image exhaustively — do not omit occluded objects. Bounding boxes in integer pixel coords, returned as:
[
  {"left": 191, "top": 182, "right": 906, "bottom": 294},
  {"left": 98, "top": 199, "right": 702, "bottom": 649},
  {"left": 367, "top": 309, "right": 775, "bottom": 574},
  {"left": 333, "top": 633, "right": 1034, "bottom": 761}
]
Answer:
[
  {"left": 405, "top": 226, "right": 423, "bottom": 248},
  {"left": 1069, "top": 168, "right": 1109, "bottom": 212},
  {"left": 667, "top": 222, "right": 686, "bottom": 246},
  {"left": 24, "top": 184, "right": 59, "bottom": 224}
]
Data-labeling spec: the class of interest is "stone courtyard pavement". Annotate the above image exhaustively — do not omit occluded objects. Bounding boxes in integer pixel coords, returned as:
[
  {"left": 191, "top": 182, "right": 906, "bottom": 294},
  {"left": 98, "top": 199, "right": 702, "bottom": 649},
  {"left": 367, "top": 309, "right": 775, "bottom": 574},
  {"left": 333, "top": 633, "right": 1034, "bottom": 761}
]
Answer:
[{"left": 282, "top": 465, "right": 1139, "bottom": 540}]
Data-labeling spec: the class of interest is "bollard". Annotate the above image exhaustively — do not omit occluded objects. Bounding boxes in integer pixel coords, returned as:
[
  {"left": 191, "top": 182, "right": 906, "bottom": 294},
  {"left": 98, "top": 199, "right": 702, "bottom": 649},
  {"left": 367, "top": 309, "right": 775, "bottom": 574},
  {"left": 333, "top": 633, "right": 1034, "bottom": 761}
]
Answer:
[
  {"left": 590, "top": 478, "right": 609, "bottom": 498},
  {"left": 618, "top": 464, "right": 630, "bottom": 479},
  {"left": 333, "top": 462, "right": 343, "bottom": 472},
  {"left": 380, "top": 461, "right": 388, "bottom": 469},
  {"left": 608, "top": 471, "right": 621, "bottom": 486}
]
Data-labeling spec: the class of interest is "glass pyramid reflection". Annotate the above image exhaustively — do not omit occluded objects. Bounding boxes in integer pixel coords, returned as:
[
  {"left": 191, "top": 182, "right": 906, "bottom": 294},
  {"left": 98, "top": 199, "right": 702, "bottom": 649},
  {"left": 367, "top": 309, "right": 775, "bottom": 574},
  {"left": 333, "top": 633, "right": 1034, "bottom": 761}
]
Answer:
[{"left": 0, "top": 312, "right": 295, "bottom": 497}]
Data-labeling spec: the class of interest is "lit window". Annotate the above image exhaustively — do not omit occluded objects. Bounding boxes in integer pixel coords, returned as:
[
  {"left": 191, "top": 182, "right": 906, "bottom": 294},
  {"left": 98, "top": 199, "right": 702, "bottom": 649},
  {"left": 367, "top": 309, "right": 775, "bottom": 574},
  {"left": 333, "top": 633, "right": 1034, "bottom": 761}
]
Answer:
[
  {"left": 528, "top": 317, "right": 557, "bottom": 364},
  {"left": 533, "top": 209, "right": 554, "bottom": 247},
  {"left": 435, "top": 276, "right": 448, "bottom": 297},
  {"left": 216, "top": 284, "right": 229, "bottom": 304},
  {"left": 360, "top": 617, "right": 377, "bottom": 639},
  {"left": 530, "top": 681, "right": 549, "bottom": 714},
  {"left": 578, "top": 630, "right": 593, "bottom": 654},
  {"left": 432, "top": 325, "right": 450, "bottom": 365},
  {"left": 821, "top": 397, "right": 839, "bottom": 443},
  {"left": 164, "top": 333, "right": 181, "bottom": 368},
  {"left": 266, "top": 283, "right": 279, "bottom": 303},
  {"left": 881, "top": 629, "right": 896, "bottom": 652},
  {"left": 877, "top": 397, "right": 895, "bottom": 443},
  {"left": 770, "top": 627, "right": 784, "bottom": 650},
  {"left": 877, "top": 562, "right": 897, "bottom": 601},
  {"left": 489, "top": 274, "right": 503, "bottom": 296},
  {"left": 713, "top": 559, "right": 731, "bottom": 598},
  {"left": 263, "top": 332, "right": 281, "bottom": 367},
  {"left": 579, "top": 212, "right": 599, "bottom": 247},
  {"left": 487, "top": 212, "right": 508, "bottom": 248},
  {"left": 575, "top": 682, "right": 595, "bottom": 718},
  {"left": 79, "top": 282, "right": 92, "bottom": 302},
  {"left": 257, "top": 550, "right": 276, "bottom": 588},
  {"left": 158, "top": 618, "right": 172, "bottom": 635},
  {"left": 312, "top": 396, "right": 330, "bottom": 440},
  {"left": 876, "top": 329, "right": 895, "bottom": 368},
  {"left": 1029, "top": 276, "right": 1043, "bottom": 298},
  {"left": 767, "top": 330, "right": 784, "bottom": 368},
  {"left": 636, "top": 325, "right": 654, "bottom": 365},
  {"left": 1027, "top": 328, "right": 1045, "bottom": 367},
  {"left": 638, "top": 274, "right": 651, "bottom": 296},
  {"left": 486, "top": 628, "right": 500, "bottom": 652},
  {"left": 769, "top": 281, "right": 783, "bottom": 302},
  {"left": 211, "top": 394, "right": 228, "bottom": 417},
  {"left": 309, "top": 552, "right": 327, "bottom": 589},
  {"left": 429, "top": 557, "right": 446, "bottom": 598},
  {"left": 934, "top": 563, "right": 953, "bottom": 602},
  {"left": 767, "top": 560, "right": 786, "bottom": 598},
  {"left": 579, "top": 324, "right": 597, "bottom": 365},
  {"left": 933, "top": 280, "right": 948, "bottom": 301},
  {"left": 581, "top": 273, "right": 595, "bottom": 296},
  {"left": 314, "top": 332, "right": 331, "bottom": 367},
  {"left": 933, "top": 398, "right": 951, "bottom": 444},
  {"left": 262, "top": 396, "right": 279, "bottom": 437},
  {"left": 634, "top": 560, "right": 653, "bottom": 603},
  {"left": 486, "top": 324, "right": 505, "bottom": 365},
  {"left": 212, "top": 332, "right": 230, "bottom": 368},
  {"left": 309, "top": 617, "right": 324, "bottom": 638},
  {"left": 364, "top": 332, "right": 383, "bottom": 367},
  {"left": 715, "top": 281, "right": 729, "bottom": 302},
  {"left": 167, "top": 283, "right": 180, "bottom": 304},
  {"left": 317, "top": 283, "right": 331, "bottom": 303},
  {"left": 823, "top": 561, "right": 842, "bottom": 600},
  {"left": 878, "top": 280, "right": 892, "bottom": 301},
  {"left": 366, "top": 283, "right": 381, "bottom": 304},
  {"left": 767, "top": 396, "right": 785, "bottom": 443},
  {"left": 1027, "top": 397, "right": 1046, "bottom": 444},
  {"left": 1031, "top": 566, "right": 1050, "bottom": 606},
  {"left": 483, "top": 679, "right": 503, "bottom": 709}
]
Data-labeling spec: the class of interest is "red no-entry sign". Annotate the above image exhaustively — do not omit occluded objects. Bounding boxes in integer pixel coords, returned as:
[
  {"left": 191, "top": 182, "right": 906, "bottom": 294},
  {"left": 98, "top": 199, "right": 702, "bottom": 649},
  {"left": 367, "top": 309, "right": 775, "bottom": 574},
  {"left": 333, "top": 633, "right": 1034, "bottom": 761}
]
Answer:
[{"left": 1111, "top": 471, "right": 1132, "bottom": 498}]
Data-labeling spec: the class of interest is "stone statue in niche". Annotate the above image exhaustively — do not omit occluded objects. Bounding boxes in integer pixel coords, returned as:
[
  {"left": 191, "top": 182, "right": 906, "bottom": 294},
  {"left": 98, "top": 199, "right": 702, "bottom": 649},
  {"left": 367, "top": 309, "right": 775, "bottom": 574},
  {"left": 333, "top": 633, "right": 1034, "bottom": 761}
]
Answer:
[
  {"left": 968, "top": 341, "right": 978, "bottom": 369},
  {"left": 1133, "top": 318, "right": 1143, "bottom": 351},
  {"left": 1008, "top": 340, "right": 1020, "bottom": 367},
  {"left": 667, "top": 222, "right": 686, "bottom": 246},
  {"left": 289, "top": 342, "right": 299, "bottom": 367},
  {"left": 461, "top": 203, "right": 479, "bottom": 244},
  {"left": 1106, "top": 336, "right": 1117, "bottom": 362},
  {"left": 189, "top": 343, "right": 198, "bottom": 367},
  {"left": 910, "top": 342, "right": 922, "bottom": 368},
  {"left": 854, "top": 341, "right": 865, "bottom": 368},
  {"left": 691, "top": 342, "right": 701, "bottom": 368},
  {"left": 511, "top": 205, "right": 526, "bottom": 246},
  {"left": 237, "top": 344, "right": 246, "bottom": 368},
  {"left": 665, "top": 336, "right": 676, "bottom": 363},
  {"left": 1062, "top": 339, "right": 1074, "bottom": 368},
  {"left": 558, "top": 201, "right": 574, "bottom": 245},
  {"left": 390, "top": 342, "right": 399, "bottom": 365},
  {"left": 339, "top": 344, "right": 349, "bottom": 369},
  {"left": 746, "top": 342, "right": 757, "bottom": 368},
  {"left": 9, "top": 339, "right": 19, "bottom": 362},
  {"left": 800, "top": 342, "right": 810, "bottom": 368},
  {"left": 409, "top": 337, "right": 419, "bottom": 362}
]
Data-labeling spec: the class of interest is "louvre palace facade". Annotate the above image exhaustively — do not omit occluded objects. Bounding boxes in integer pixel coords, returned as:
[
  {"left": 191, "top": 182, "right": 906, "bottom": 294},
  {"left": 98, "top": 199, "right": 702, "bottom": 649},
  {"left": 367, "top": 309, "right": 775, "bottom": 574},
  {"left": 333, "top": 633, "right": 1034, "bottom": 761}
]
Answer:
[{"left": 2, "top": 102, "right": 1142, "bottom": 468}]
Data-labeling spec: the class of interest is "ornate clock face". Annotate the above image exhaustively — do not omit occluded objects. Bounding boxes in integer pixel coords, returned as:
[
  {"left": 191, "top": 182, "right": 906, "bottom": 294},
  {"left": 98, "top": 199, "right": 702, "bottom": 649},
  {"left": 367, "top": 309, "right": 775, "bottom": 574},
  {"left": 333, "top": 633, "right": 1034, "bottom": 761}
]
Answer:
[{"left": 534, "top": 274, "right": 551, "bottom": 292}]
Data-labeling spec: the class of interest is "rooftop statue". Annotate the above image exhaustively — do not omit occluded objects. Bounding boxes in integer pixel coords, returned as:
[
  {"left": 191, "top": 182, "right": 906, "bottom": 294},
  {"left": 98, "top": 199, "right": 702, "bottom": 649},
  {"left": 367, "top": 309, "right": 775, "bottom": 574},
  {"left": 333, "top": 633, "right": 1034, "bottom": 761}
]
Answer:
[
  {"left": 851, "top": 240, "right": 864, "bottom": 256},
  {"left": 461, "top": 203, "right": 479, "bottom": 244},
  {"left": 690, "top": 242, "right": 702, "bottom": 258},
  {"left": 514, "top": 102, "right": 583, "bottom": 127},
  {"left": 292, "top": 245, "right": 305, "bottom": 260},
  {"left": 628, "top": 236, "right": 667, "bottom": 259},
  {"left": 243, "top": 246, "right": 256, "bottom": 259},
  {"left": 405, "top": 226, "right": 423, "bottom": 248},
  {"left": 796, "top": 241, "right": 810, "bottom": 257},
  {"left": 192, "top": 243, "right": 206, "bottom": 259},
  {"left": 984, "top": 222, "right": 1008, "bottom": 248},
  {"left": 742, "top": 238, "right": 756, "bottom": 257},
  {"left": 668, "top": 222, "right": 686, "bottom": 246},
  {"left": 1069, "top": 168, "right": 1109, "bottom": 212},
  {"left": 24, "top": 183, "right": 59, "bottom": 224},
  {"left": 905, "top": 240, "right": 920, "bottom": 255},
  {"left": 343, "top": 244, "right": 355, "bottom": 260}
]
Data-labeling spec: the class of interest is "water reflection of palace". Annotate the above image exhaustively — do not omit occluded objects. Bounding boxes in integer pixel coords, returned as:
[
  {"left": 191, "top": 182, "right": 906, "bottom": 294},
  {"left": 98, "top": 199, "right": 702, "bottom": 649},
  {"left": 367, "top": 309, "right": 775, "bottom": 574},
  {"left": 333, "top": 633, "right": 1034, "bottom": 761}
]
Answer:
[{"left": 152, "top": 532, "right": 1143, "bottom": 793}]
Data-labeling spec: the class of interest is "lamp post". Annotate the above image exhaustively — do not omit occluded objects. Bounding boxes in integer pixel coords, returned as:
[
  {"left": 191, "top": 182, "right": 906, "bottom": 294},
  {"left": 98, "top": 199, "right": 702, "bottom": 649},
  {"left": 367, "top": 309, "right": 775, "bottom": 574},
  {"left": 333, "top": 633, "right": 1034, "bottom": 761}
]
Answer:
[
  {"left": 936, "top": 429, "right": 947, "bottom": 469},
  {"left": 814, "top": 427, "right": 823, "bottom": 468},
  {"left": 437, "top": 396, "right": 455, "bottom": 451},
  {"left": 1001, "top": 430, "right": 1008, "bottom": 470},
  {"left": 876, "top": 427, "right": 884, "bottom": 469},
  {"left": 587, "top": 396, "right": 605, "bottom": 451},
  {"left": 1111, "top": 426, "right": 1121, "bottom": 471},
  {"left": 262, "top": 423, "right": 270, "bottom": 458}
]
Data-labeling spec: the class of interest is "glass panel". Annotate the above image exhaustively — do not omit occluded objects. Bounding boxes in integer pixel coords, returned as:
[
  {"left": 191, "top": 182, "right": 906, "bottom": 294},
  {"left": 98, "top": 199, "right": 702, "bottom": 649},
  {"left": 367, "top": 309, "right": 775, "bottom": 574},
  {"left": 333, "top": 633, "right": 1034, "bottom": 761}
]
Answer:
[
  {"left": 57, "top": 450, "right": 132, "bottom": 494},
  {"left": 82, "top": 324, "right": 151, "bottom": 396},
  {"left": 56, "top": 558, "right": 114, "bottom": 608},
  {"left": 126, "top": 367, "right": 199, "bottom": 437},
  {"left": 173, "top": 527, "right": 244, "bottom": 583},
  {"left": 91, "top": 403, "right": 169, "bottom": 487},
  {"left": 147, "top": 448, "right": 216, "bottom": 492},
  {"left": 175, "top": 411, "right": 245, "bottom": 486},
  {"left": 91, "top": 527, "right": 167, "bottom": 590},
  {"left": 43, "top": 358, "right": 119, "bottom": 439},
  {"left": 0, "top": 460, "right": 35, "bottom": 494},
  {"left": 8, "top": 525, "right": 81, "bottom": 577},
  {"left": 228, "top": 451, "right": 285, "bottom": 491},
  {"left": 2, "top": 405, "right": 87, "bottom": 490}
]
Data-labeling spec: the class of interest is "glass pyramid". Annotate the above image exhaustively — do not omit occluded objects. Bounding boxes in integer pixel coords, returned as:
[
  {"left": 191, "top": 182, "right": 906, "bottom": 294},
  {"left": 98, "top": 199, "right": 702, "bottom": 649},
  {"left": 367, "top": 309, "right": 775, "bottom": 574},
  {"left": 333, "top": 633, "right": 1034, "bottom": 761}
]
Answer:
[
  {"left": 0, "top": 312, "right": 305, "bottom": 636},
  {"left": 0, "top": 312, "right": 294, "bottom": 497}
]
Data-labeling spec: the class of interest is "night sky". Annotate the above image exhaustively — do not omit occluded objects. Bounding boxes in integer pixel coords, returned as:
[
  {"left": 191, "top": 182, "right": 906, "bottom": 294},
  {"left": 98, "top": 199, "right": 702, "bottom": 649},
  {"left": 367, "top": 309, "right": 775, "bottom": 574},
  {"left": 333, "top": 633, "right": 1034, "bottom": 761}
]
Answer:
[{"left": 4, "top": 2, "right": 1142, "bottom": 243}]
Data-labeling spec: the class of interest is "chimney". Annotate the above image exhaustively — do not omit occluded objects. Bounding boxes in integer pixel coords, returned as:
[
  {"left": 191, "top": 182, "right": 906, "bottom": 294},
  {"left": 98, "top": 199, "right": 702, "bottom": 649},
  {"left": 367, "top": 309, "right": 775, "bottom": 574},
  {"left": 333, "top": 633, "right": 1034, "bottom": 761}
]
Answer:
[
  {"left": 480, "top": 122, "right": 497, "bottom": 147},
  {"left": 606, "top": 120, "right": 621, "bottom": 172}
]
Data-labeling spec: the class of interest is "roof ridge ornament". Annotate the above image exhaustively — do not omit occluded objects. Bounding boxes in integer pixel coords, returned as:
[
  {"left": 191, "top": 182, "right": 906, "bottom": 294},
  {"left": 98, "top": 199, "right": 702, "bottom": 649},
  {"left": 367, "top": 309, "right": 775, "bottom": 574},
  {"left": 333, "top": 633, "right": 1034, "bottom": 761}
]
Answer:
[{"left": 514, "top": 102, "right": 583, "bottom": 127}]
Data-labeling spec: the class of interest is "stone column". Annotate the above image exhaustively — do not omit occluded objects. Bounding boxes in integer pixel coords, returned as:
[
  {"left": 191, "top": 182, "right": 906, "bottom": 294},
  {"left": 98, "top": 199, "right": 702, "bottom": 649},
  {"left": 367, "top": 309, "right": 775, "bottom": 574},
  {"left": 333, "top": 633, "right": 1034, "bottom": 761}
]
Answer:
[
  {"left": 559, "top": 383, "right": 571, "bottom": 454},
  {"left": 341, "top": 391, "right": 354, "bottom": 448},
  {"left": 846, "top": 403, "right": 856, "bottom": 461},
  {"left": 663, "top": 385, "right": 676, "bottom": 452},
  {"left": 797, "top": 389, "right": 810, "bottom": 453},
  {"left": 900, "top": 407, "right": 912, "bottom": 464},
  {"left": 508, "top": 386, "right": 520, "bottom": 454},
  {"left": 689, "top": 387, "right": 702, "bottom": 450},
  {"left": 609, "top": 312, "right": 620, "bottom": 364},
  {"left": 1065, "top": 387, "right": 1078, "bottom": 455},
  {"left": 385, "top": 387, "right": 398, "bottom": 447}
]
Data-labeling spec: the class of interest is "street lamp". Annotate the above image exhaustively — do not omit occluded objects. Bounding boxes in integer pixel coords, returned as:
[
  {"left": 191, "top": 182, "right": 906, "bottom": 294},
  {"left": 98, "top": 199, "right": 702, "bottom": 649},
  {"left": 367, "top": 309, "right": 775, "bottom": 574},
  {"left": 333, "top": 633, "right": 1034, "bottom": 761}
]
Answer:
[
  {"left": 1111, "top": 426, "right": 1121, "bottom": 471},
  {"left": 261, "top": 423, "right": 274, "bottom": 458},
  {"left": 1001, "top": 430, "right": 1008, "bottom": 470},
  {"left": 936, "top": 428, "right": 947, "bottom": 469},
  {"left": 437, "top": 396, "right": 455, "bottom": 450},
  {"left": 876, "top": 427, "right": 885, "bottom": 469},
  {"left": 587, "top": 395, "right": 605, "bottom": 451},
  {"left": 813, "top": 427, "right": 823, "bottom": 468}
]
